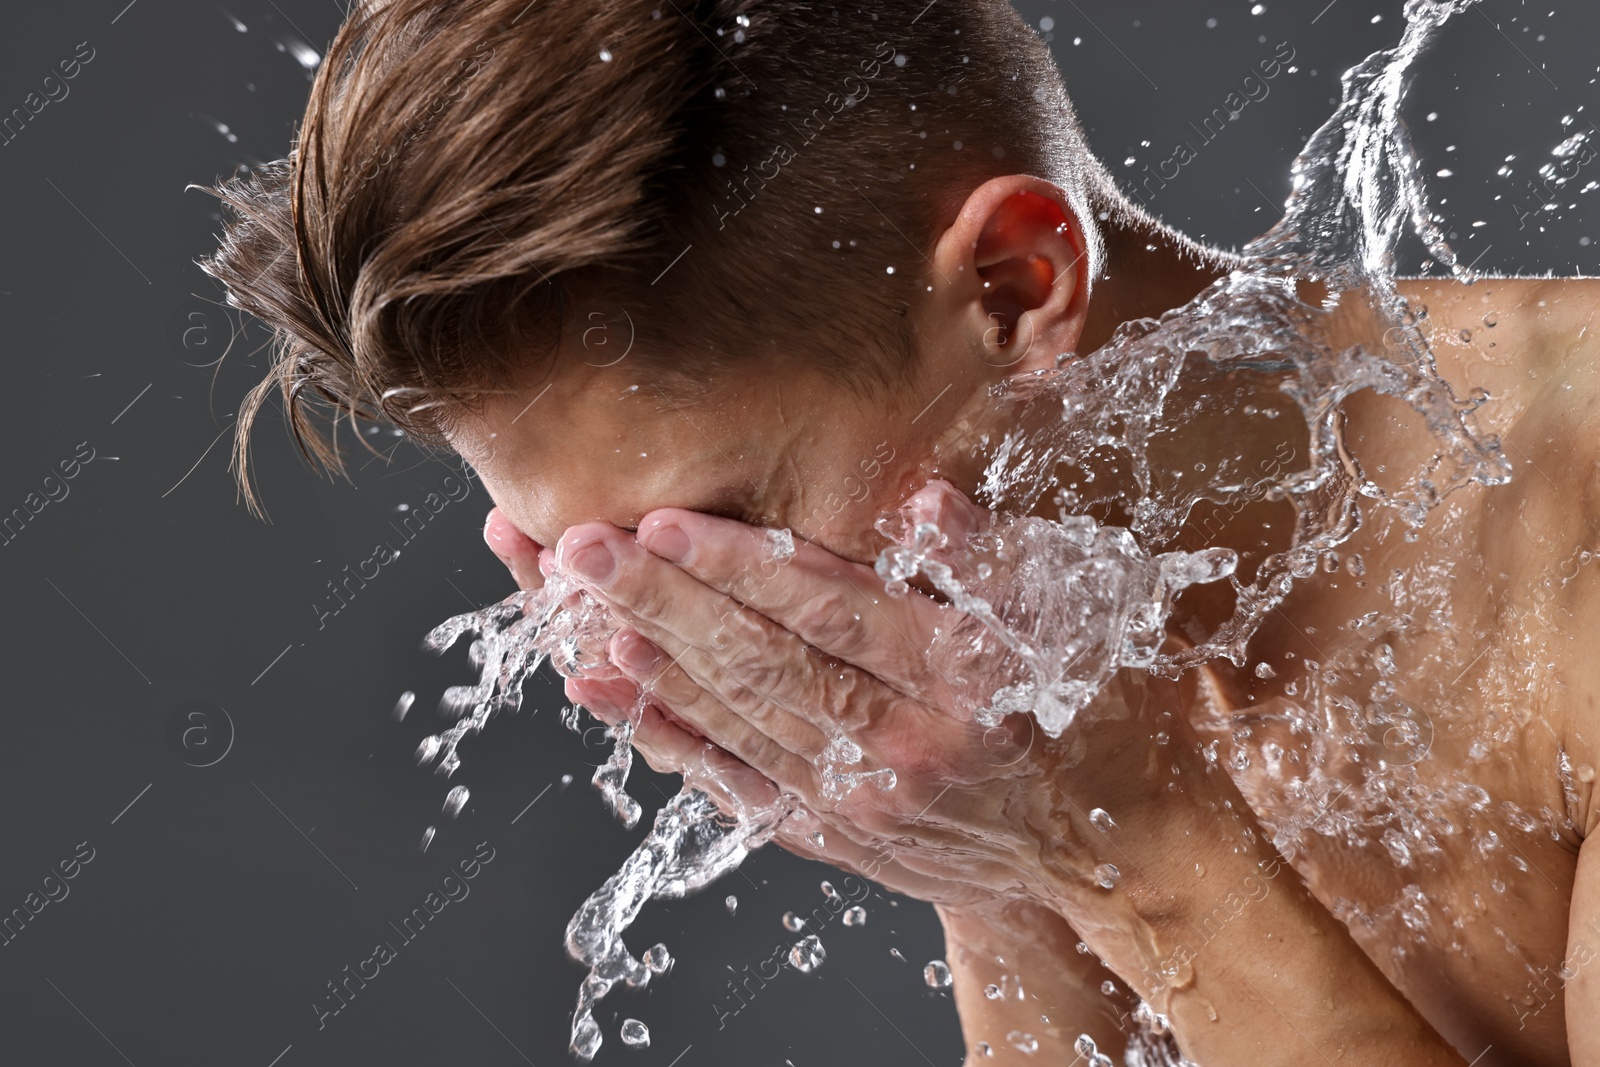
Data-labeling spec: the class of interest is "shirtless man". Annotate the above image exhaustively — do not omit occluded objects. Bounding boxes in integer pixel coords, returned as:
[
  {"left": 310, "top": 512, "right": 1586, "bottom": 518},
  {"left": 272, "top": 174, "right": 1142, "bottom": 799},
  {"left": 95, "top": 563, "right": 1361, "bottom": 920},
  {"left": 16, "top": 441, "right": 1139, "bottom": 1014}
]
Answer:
[{"left": 196, "top": 0, "right": 1600, "bottom": 1061}]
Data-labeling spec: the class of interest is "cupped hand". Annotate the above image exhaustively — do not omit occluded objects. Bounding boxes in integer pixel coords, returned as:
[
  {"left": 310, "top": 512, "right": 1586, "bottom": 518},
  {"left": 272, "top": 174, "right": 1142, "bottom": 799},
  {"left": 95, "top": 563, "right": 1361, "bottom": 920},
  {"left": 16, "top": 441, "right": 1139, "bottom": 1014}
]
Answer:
[{"left": 499, "top": 483, "right": 1204, "bottom": 915}]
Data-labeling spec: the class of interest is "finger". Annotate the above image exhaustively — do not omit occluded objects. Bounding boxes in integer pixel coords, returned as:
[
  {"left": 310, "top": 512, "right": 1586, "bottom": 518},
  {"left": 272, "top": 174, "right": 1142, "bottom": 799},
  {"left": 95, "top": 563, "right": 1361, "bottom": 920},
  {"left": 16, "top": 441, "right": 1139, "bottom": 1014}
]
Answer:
[
  {"left": 563, "top": 675, "right": 639, "bottom": 725},
  {"left": 566, "top": 675, "right": 694, "bottom": 769},
  {"left": 633, "top": 507, "right": 957, "bottom": 700},
  {"left": 566, "top": 675, "right": 705, "bottom": 741},
  {"left": 607, "top": 626, "right": 825, "bottom": 792},
  {"left": 564, "top": 677, "right": 782, "bottom": 809},
  {"left": 557, "top": 524, "right": 897, "bottom": 752},
  {"left": 484, "top": 507, "right": 544, "bottom": 590}
]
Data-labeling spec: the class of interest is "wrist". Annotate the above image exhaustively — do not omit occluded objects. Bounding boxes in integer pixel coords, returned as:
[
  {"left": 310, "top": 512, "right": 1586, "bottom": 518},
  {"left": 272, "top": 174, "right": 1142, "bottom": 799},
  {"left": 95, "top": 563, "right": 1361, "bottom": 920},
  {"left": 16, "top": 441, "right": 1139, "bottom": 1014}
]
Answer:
[
  {"left": 1029, "top": 744, "right": 1279, "bottom": 1001},
  {"left": 1031, "top": 761, "right": 1460, "bottom": 1065},
  {"left": 937, "top": 899, "right": 1136, "bottom": 1062}
]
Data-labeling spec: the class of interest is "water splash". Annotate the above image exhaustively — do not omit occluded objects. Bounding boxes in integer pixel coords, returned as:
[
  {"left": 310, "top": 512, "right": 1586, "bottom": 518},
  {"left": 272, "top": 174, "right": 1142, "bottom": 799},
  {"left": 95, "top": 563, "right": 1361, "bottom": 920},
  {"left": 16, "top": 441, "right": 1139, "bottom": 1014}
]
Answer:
[
  {"left": 565, "top": 785, "right": 791, "bottom": 1059},
  {"left": 414, "top": 566, "right": 806, "bottom": 1060},
  {"left": 875, "top": 0, "right": 1508, "bottom": 737},
  {"left": 403, "top": 0, "right": 1541, "bottom": 1060}
]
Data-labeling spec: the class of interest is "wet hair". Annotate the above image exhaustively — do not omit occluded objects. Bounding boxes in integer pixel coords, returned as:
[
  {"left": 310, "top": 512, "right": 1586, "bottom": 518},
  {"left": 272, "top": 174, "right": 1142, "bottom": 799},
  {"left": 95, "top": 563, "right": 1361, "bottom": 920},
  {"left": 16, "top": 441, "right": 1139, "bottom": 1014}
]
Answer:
[{"left": 191, "top": 0, "right": 1115, "bottom": 508}]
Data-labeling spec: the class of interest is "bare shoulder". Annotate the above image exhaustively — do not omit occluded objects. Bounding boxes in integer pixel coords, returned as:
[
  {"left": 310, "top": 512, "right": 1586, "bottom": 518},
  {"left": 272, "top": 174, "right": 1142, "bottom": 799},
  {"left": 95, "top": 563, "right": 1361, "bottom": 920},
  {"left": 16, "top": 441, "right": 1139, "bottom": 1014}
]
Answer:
[
  {"left": 1398, "top": 275, "right": 1600, "bottom": 365},
  {"left": 1392, "top": 277, "right": 1600, "bottom": 838}
]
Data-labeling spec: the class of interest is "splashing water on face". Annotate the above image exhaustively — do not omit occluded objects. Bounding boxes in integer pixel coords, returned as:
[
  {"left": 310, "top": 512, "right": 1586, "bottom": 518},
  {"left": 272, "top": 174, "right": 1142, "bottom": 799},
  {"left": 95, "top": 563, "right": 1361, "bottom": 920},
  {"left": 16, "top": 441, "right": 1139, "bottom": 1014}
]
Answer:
[{"left": 410, "top": 0, "right": 1528, "bottom": 1060}]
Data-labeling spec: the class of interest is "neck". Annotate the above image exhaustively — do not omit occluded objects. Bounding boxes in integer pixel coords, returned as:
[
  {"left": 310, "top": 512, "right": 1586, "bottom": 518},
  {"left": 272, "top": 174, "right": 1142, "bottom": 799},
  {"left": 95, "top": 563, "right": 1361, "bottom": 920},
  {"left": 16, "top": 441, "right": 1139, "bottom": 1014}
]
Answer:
[{"left": 1079, "top": 212, "right": 1242, "bottom": 355}]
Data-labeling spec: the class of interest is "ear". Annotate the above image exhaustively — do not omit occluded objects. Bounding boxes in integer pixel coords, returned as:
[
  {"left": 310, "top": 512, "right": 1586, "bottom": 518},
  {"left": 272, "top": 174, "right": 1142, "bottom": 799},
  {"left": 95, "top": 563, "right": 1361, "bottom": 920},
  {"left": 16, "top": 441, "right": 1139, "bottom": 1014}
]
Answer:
[{"left": 926, "top": 175, "right": 1091, "bottom": 373}]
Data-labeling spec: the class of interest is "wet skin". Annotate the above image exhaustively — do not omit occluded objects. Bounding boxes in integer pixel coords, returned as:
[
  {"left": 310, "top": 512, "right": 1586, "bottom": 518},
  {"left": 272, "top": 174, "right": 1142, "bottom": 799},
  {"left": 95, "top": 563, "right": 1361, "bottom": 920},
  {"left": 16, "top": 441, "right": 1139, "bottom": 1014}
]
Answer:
[{"left": 452, "top": 174, "right": 1600, "bottom": 1066}]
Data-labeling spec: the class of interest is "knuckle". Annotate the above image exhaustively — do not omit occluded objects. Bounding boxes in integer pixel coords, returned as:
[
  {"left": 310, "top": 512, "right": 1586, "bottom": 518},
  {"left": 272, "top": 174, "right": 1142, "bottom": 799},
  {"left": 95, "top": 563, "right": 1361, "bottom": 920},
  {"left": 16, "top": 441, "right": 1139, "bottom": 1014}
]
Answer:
[
  {"left": 795, "top": 591, "right": 869, "bottom": 657},
  {"left": 627, "top": 579, "right": 672, "bottom": 624},
  {"left": 749, "top": 733, "right": 791, "bottom": 776},
  {"left": 876, "top": 717, "right": 950, "bottom": 783},
  {"left": 721, "top": 635, "right": 787, "bottom": 702},
  {"left": 718, "top": 676, "right": 761, "bottom": 714}
]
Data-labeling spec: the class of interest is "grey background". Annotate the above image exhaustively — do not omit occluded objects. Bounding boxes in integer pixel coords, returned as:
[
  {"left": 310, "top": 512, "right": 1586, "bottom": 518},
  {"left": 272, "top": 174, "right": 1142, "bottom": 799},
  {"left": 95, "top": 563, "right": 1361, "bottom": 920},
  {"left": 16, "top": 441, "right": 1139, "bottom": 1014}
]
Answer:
[{"left": 0, "top": 1, "right": 1593, "bottom": 1065}]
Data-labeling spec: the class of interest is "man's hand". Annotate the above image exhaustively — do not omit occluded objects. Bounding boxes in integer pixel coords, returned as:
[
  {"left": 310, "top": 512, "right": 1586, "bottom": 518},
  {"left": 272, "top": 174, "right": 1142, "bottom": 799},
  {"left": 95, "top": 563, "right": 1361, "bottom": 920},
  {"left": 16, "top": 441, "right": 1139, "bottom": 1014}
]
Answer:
[
  {"left": 483, "top": 494, "right": 1471, "bottom": 1065},
  {"left": 539, "top": 483, "right": 1204, "bottom": 915}
]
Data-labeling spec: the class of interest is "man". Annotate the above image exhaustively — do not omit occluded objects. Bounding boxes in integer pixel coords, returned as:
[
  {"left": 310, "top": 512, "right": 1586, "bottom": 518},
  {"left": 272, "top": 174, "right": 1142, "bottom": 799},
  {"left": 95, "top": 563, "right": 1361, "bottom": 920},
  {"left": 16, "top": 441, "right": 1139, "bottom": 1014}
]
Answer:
[{"left": 195, "top": 0, "right": 1600, "bottom": 1062}]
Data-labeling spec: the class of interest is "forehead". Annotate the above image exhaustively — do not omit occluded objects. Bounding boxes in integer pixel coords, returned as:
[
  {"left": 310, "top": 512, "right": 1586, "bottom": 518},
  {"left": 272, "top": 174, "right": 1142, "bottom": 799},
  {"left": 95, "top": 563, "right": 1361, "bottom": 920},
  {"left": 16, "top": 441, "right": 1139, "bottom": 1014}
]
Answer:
[{"left": 447, "top": 364, "right": 792, "bottom": 545}]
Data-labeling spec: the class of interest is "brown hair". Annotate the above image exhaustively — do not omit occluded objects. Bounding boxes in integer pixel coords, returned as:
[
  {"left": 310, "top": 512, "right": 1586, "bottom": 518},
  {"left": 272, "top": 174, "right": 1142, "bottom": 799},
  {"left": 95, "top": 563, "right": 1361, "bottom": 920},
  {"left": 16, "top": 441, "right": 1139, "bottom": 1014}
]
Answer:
[{"left": 191, "top": 0, "right": 1111, "bottom": 511}]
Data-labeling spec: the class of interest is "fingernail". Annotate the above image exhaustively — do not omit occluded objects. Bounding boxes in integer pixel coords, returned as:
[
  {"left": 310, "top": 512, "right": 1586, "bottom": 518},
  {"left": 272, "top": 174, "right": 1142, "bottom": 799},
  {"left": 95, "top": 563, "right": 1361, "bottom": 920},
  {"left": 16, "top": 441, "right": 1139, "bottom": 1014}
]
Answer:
[
  {"left": 485, "top": 508, "right": 538, "bottom": 553},
  {"left": 614, "top": 631, "right": 661, "bottom": 674},
  {"left": 483, "top": 523, "right": 514, "bottom": 567},
  {"left": 642, "top": 523, "right": 692, "bottom": 564},
  {"left": 563, "top": 539, "right": 616, "bottom": 584}
]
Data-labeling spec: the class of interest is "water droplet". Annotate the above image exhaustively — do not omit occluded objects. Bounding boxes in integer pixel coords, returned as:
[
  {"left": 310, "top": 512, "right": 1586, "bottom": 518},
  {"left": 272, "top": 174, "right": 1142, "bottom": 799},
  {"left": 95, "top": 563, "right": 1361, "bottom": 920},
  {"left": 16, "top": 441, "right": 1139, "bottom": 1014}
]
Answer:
[
  {"left": 619, "top": 1018, "right": 649, "bottom": 1048},
  {"left": 571, "top": 1016, "right": 602, "bottom": 1061},
  {"left": 843, "top": 905, "right": 867, "bottom": 927},
  {"left": 443, "top": 785, "right": 469, "bottom": 818},
  {"left": 392, "top": 690, "right": 415, "bottom": 720},
  {"left": 644, "top": 943, "right": 672, "bottom": 974},
  {"left": 414, "top": 735, "right": 440, "bottom": 766},
  {"left": 765, "top": 527, "right": 796, "bottom": 564},
  {"left": 1089, "top": 808, "right": 1116, "bottom": 833},
  {"left": 1254, "top": 662, "right": 1277, "bottom": 679},
  {"left": 1101, "top": 979, "right": 1117, "bottom": 995},
  {"left": 923, "top": 960, "right": 953, "bottom": 988},
  {"left": 1093, "top": 863, "right": 1121, "bottom": 889},
  {"left": 789, "top": 935, "right": 826, "bottom": 973},
  {"left": 280, "top": 37, "right": 322, "bottom": 70},
  {"left": 984, "top": 982, "right": 1003, "bottom": 1000},
  {"left": 598, "top": 48, "right": 613, "bottom": 62},
  {"left": 808, "top": 830, "right": 825, "bottom": 848},
  {"left": 419, "top": 826, "right": 435, "bottom": 852},
  {"left": 820, "top": 880, "right": 842, "bottom": 903},
  {"left": 890, "top": 947, "right": 907, "bottom": 962},
  {"left": 1008, "top": 1030, "right": 1039, "bottom": 1054},
  {"left": 782, "top": 911, "right": 807, "bottom": 932},
  {"left": 725, "top": 894, "right": 738, "bottom": 915}
]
